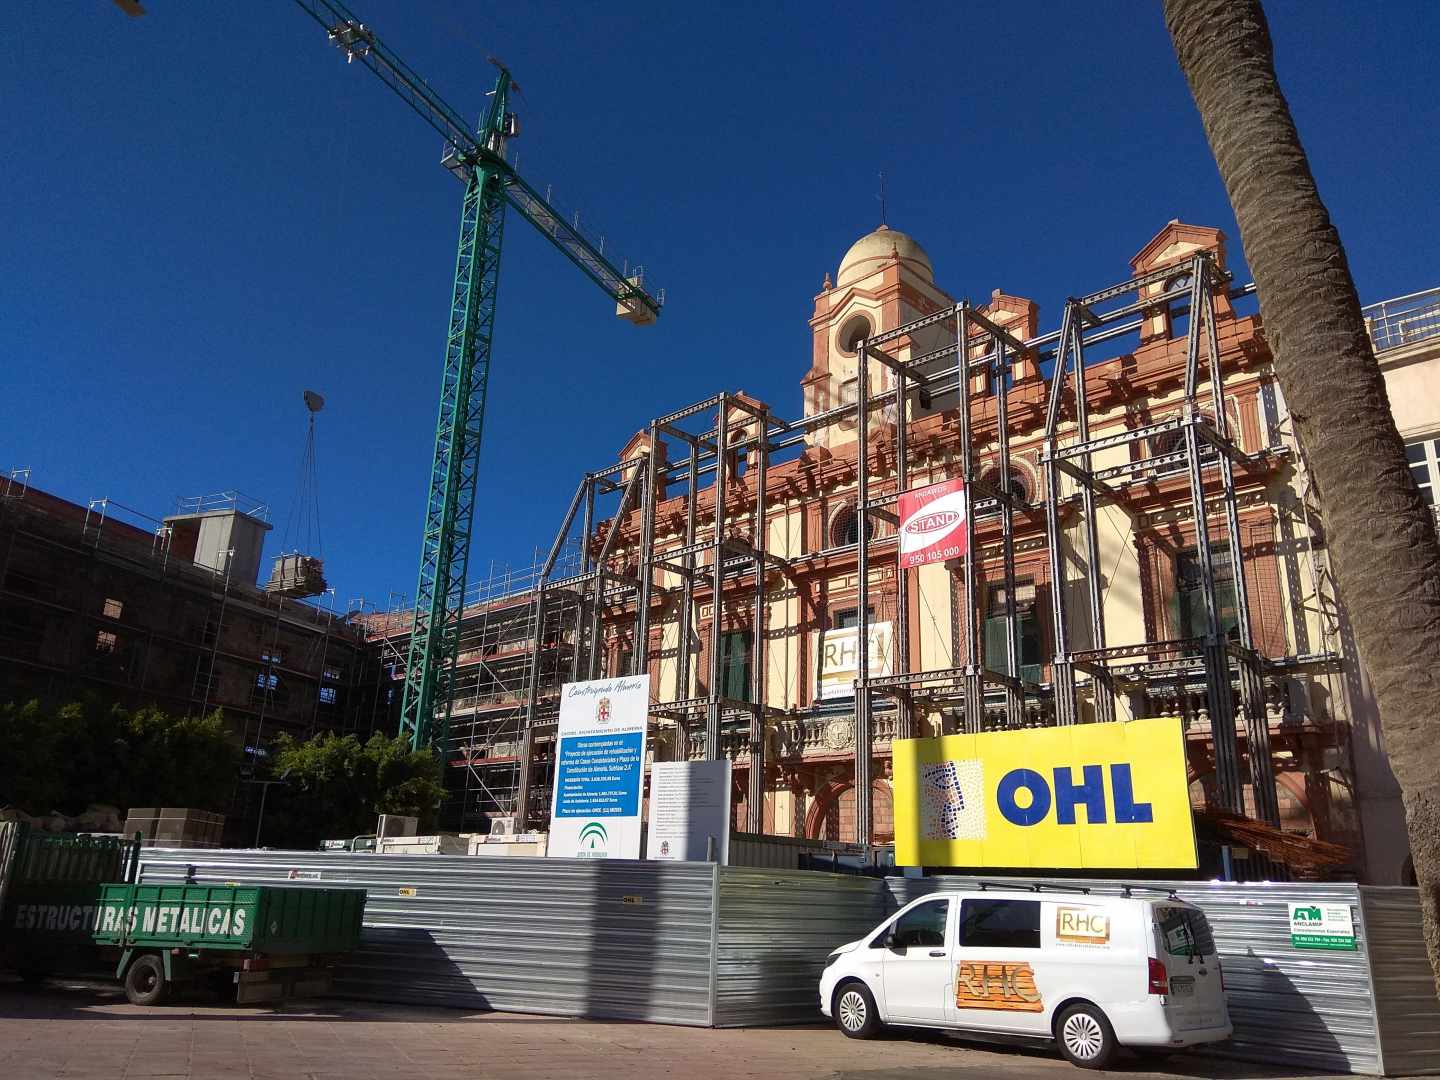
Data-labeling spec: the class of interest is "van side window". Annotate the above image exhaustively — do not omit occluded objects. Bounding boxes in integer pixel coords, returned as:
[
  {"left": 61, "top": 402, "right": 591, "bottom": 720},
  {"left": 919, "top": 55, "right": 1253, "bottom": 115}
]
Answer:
[
  {"left": 959, "top": 898, "right": 1040, "bottom": 949},
  {"left": 883, "top": 899, "right": 949, "bottom": 948}
]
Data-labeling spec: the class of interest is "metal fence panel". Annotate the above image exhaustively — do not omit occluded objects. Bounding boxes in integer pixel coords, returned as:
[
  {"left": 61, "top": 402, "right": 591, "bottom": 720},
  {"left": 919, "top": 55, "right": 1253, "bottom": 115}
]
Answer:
[
  {"left": 1362, "top": 887, "right": 1440, "bottom": 1076},
  {"left": 888, "top": 876, "right": 1383, "bottom": 1075},
  {"left": 713, "top": 867, "right": 886, "bottom": 1027},
  {"left": 138, "top": 849, "right": 716, "bottom": 1025}
]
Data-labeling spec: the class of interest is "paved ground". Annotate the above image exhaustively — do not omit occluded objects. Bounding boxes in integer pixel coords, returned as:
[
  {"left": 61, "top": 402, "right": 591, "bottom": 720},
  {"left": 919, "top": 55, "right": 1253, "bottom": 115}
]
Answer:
[{"left": 0, "top": 979, "right": 1355, "bottom": 1080}]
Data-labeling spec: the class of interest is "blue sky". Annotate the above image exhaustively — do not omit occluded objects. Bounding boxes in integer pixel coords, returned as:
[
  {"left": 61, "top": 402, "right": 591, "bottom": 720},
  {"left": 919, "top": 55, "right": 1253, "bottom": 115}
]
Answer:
[{"left": 3, "top": 2, "right": 1436, "bottom": 609}]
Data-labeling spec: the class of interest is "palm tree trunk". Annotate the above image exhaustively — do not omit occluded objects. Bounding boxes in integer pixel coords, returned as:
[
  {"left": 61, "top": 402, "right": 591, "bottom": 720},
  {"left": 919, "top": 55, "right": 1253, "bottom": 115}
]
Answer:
[{"left": 1165, "top": 0, "right": 1440, "bottom": 993}]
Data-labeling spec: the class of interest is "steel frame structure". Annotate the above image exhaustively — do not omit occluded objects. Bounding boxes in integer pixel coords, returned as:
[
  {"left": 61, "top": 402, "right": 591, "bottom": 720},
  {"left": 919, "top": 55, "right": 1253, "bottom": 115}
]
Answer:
[{"left": 425, "top": 253, "right": 1304, "bottom": 854}]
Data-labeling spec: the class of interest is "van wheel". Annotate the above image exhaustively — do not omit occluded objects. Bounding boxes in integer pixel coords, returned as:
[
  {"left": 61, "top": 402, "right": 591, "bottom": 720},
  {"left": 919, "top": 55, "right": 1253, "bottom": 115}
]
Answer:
[
  {"left": 834, "top": 980, "right": 882, "bottom": 1039},
  {"left": 123, "top": 955, "right": 168, "bottom": 1007},
  {"left": 1055, "top": 1003, "right": 1117, "bottom": 1069}
]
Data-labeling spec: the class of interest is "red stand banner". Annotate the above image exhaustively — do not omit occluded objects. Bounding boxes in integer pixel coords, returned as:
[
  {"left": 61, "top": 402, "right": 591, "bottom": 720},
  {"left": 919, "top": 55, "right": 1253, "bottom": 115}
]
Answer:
[{"left": 898, "top": 477, "right": 967, "bottom": 569}]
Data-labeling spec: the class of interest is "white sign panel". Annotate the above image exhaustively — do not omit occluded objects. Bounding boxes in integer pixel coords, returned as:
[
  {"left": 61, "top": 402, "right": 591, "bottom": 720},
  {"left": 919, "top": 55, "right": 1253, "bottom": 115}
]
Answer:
[
  {"left": 647, "top": 760, "right": 732, "bottom": 863},
  {"left": 548, "top": 675, "right": 650, "bottom": 860},
  {"left": 1288, "top": 901, "right": 1357, "bottom": 950},
  {"left": 815, "top": 621, "right": 893, "bottom": 700}
]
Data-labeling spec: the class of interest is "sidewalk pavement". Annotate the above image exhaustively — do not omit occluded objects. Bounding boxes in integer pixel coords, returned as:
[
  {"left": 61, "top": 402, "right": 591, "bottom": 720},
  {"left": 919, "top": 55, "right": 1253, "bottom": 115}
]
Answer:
[{"left": 0, "top": 980, "right": 1359, "bottom": 1080}]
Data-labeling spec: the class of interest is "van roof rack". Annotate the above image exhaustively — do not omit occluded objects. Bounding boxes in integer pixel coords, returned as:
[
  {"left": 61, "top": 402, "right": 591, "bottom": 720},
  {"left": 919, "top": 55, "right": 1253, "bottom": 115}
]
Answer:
[
  {"left": 975, "top": 880, "right": 1091, "bottom": 895},
  {"left": 1120, "top": 884, "right": 1181, "bottom": 899}
]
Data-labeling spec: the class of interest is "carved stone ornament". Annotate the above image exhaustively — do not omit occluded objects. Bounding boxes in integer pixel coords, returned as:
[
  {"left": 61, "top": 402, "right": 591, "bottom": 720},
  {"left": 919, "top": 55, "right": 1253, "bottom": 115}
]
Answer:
[{"left": 824, "top": 717, "right": 855, "bottom": 751}]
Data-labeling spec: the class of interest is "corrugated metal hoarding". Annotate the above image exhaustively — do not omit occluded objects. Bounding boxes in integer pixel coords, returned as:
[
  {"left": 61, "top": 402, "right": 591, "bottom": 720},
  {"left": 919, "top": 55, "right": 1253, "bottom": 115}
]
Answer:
[
  {"left": 139, "top": 850, "right": 716, "bottom": 1025},
  {"left": 1362, "top": 888, "right": 1440, "bottom": 1077},
  {"left": 713, "top": 867, "right": 885, "bottom": 1027},
  {"left": 888, "top": 875, "right": 1440, "bottom": 1076},
  {"left": 135, "top": 850, "right": 1439, "bottom": 1075}
]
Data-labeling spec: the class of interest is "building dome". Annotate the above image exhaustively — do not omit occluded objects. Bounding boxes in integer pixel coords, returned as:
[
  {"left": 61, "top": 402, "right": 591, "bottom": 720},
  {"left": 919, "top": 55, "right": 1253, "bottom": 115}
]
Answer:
[{"left": 836, "top": 225, "right": 933, "bottom": 288}]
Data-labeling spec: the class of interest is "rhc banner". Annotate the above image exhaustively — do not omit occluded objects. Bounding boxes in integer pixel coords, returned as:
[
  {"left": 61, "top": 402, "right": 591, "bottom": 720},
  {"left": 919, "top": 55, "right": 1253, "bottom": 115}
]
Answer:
[
  {"left": 898, "top": 478, "right": 966, "bottom": 568},
  {"left": 892, "top": 718, "right": 1196, "bottom": 869},
  {"left": 548, "top": 675, "right": 650, "bottom": 860}
]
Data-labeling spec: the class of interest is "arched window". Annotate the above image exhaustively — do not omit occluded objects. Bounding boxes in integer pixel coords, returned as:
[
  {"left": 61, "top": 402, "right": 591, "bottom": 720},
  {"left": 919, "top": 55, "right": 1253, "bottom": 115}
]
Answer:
[
  {"left": 979, "top": 466, "right": 1032, "bottom": 505},
  {"left": 836, "top": 312, "right": 873, "bottom": 357},
  {"left": 829, "top": 503, "right": 875, "bottom": 548}
]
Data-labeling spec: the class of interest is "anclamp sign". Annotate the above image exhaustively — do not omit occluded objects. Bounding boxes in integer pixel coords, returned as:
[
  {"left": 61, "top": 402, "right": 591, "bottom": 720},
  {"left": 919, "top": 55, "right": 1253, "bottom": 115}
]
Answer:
[
  {"left": 548, "top": 674, "right": 650, "bottom": 860},
  {"left": 898, "top": 478, "right": 967, "bottom": 569},
  {"left": 892, "top": 717, "right": 1197, "bottom": 869},
  {"left": 1288, "top": 902, "right": 1356, "bottom": 950}
]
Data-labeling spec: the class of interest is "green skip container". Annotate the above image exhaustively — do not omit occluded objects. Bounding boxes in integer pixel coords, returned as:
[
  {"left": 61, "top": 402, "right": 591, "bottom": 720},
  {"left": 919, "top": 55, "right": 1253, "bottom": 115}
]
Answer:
[{"left": 92, "top": 882, "right": 365, "bottom": 954}]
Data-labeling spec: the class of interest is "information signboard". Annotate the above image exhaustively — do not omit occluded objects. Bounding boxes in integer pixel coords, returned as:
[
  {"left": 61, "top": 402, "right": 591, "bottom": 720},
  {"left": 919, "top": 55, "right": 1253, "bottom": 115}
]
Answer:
[
  {"left": 646, "top": 759, "right": 732, "bottom": 863},
  {"left": 548, "top": 675, "right": 650, "bottom": 860}
]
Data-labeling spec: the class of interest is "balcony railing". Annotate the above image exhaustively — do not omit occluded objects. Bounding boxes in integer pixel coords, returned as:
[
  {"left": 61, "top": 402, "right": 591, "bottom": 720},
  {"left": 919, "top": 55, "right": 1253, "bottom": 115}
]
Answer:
[{"left": 1363, "top": 286, "right": 1440, "bottom": 353}]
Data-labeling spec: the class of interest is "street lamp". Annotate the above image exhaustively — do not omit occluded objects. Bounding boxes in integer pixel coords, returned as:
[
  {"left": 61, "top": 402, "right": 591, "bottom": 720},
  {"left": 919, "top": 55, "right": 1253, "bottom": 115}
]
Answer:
[{"left": 247, "top": 768, "right": 292, "bottom": 848}]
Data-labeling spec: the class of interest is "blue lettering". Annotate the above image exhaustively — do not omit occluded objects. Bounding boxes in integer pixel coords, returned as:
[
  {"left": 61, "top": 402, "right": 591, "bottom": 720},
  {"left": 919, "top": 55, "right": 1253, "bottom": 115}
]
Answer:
[
  {"left": 1053, "top": 765, "right": 1107, "bottom": 825},
  {"left": 1110, "top": 763, "right": 1153, "bottom": 823},
  {"left": 997, "top": 768, "right": 1051, "bottom": 826}
]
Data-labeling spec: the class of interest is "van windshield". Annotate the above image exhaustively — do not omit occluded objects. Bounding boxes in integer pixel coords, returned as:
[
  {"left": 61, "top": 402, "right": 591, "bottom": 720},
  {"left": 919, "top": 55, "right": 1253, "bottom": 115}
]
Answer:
[{"left": 1157, "top": 905, "right": 1215, "bottom": 958}]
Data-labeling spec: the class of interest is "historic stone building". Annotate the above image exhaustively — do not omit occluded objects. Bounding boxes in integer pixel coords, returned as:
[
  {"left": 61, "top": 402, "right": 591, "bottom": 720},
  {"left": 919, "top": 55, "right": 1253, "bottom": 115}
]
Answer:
[{"left": 578, "top": 220, "right": 1429, "bottom": 884}]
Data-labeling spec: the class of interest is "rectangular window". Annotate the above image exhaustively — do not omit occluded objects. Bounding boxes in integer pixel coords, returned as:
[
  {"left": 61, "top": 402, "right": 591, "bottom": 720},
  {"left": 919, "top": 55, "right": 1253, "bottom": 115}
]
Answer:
[
  {"left": 261, "top": 649, "right": 283, "bottom": 665},
  {"left": 319, "top": 686, "right": 338, "bottom": 705},
  {"left": 960, "top": 898, "right": 1041, "bottom": 949},
  {"left": 1406, "top": 437, "right": 1440, "bottom": 505},
  {"left": 833, "top": 606, "right": 874, "bottom": 630},
  {"left": 984, "top": 581, "right": 1043, "bottom": 684},
  {"left": 1174, "top": 548, "right": 1239, "bottom": 643},
  {"left": 256, "top": 670, "right": 279, "bottom": 691},
  {"left": 322, "top": 665, "right": 342, "bottom": 682},
  {"left": 102, "top": 597, "right": 124, "bottom": 620},
  {"left": 95, "top": 629, "right": 118, "bottom": 654},
  {"left": 719, "top": 630, "right": 752, "bottom": 701}
]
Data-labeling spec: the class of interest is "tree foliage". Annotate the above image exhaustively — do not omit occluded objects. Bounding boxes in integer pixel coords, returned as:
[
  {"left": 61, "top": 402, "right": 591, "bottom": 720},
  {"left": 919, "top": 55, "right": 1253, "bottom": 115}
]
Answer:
[
  {"left": 0, "top": 696, "right": 241, "bottom": 815},
  {"left": 260, "top": 731, "right": 444, "bottom": 848}
]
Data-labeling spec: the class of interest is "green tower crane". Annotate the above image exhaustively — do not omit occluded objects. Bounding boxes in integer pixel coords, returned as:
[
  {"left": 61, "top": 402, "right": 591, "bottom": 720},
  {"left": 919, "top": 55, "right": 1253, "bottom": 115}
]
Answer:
[{"left": 294, "top": 2, "right": 663, "bottom": 751}]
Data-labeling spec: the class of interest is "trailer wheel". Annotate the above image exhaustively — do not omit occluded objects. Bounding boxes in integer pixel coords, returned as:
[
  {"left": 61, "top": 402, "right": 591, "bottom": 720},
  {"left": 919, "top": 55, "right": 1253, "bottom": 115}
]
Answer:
[{"left": 123, "top": 954, "right": 168, "bottom": 1007}]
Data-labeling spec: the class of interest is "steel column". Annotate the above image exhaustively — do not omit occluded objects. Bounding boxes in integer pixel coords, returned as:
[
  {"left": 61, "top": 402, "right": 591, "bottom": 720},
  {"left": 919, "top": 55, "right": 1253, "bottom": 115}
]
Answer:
[
  {"left": 1071, "top": 316, "right": 1115, "bottom": 724},
  {"left": 748, "top": 418, "right": 769, "bottom": 833},
  {"left": 854, "top": 342, "right": 873, "bottom": 845},
  {"left": 1044, "top": 304, "right": 1078, "bottom": 725},
  {"left": 956, "top": 308, "right": 984, "bottom": 732},
  {"left": 706, "top": 398, "right": 729, "bottom": 762}
]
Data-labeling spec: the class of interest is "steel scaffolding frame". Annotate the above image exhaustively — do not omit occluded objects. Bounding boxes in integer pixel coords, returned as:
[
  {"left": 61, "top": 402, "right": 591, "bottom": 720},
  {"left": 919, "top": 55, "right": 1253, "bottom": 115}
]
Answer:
[{"left": 483, "top": 252, "right": 1293, "bottom": 849}]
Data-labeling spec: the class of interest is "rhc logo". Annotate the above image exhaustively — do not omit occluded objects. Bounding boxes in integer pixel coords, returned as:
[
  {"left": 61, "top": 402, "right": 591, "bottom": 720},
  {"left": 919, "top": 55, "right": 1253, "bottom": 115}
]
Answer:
[{"left": 596, "top": 696, "right": 611, "bottom": 724}]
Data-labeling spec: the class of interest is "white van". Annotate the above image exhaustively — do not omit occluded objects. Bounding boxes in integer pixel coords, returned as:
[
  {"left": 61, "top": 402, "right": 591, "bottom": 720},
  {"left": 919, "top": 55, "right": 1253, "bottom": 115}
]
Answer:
[{"left": 818, "top": 886, "right": 1230, "bottom": 1069}]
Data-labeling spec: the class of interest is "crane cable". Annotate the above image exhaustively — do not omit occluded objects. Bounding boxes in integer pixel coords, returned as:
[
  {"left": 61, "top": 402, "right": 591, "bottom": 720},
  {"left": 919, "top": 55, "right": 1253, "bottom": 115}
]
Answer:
[{"left": 281, "top": 390, "right": 325, "bottom": 557}]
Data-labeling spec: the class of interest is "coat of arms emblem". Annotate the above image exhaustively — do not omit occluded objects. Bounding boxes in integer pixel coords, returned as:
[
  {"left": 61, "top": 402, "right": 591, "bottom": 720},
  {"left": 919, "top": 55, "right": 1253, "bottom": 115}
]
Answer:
[{"left": 596, "top": 696, "right": 612, "bottom": 724}]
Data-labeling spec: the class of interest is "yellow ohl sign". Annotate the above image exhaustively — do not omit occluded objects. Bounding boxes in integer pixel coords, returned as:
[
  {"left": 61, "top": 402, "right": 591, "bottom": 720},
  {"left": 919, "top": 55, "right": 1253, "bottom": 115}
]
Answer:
[{"left": 892, "top": 717, "right": 1197, "bottom": 869}]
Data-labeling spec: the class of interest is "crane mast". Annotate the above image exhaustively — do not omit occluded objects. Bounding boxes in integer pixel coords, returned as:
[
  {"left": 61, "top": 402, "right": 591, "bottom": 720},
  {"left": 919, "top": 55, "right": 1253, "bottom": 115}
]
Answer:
[{"left": 294, "top": 1, "right": 662, "bottom": 751}]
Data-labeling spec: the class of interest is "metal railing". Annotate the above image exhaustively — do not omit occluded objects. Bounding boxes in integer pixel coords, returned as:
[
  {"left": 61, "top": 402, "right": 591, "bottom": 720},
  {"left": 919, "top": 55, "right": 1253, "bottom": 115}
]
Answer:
[
  {"left": 1363, "top": 286, "right": 1440, "bottom": 352},
  {"left": 172, "top": 490, "right": 271, "bottom": 521}
]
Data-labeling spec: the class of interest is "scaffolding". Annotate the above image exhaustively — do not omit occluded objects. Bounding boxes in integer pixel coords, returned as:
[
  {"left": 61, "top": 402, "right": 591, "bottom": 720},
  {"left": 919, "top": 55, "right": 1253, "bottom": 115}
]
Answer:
[{"left": 419, "top": 250, "right": 1341, "bottom": 860}]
